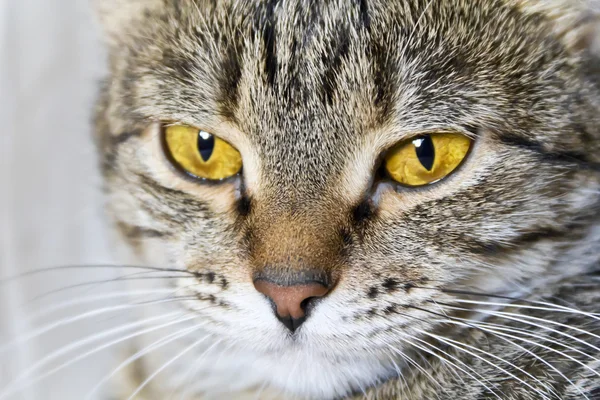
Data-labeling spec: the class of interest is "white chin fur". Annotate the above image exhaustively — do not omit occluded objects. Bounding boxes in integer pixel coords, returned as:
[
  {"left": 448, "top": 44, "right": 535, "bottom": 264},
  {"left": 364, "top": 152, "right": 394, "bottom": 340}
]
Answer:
[{"left": 136, "top": 328, "right": 391, "bottom": 400}]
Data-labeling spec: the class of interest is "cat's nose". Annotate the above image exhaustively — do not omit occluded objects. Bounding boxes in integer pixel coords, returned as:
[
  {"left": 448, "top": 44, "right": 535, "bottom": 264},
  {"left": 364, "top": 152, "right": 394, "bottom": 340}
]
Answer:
[{"left": 253, "top": 279, "right": 330, "bottom": 332}]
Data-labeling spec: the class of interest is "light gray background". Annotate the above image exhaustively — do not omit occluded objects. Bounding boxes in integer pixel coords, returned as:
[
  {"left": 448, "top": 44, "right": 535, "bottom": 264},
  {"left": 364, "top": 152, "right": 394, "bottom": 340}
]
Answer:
[{"left": 1, "top": 1, "right": 119, "bottom": 398}]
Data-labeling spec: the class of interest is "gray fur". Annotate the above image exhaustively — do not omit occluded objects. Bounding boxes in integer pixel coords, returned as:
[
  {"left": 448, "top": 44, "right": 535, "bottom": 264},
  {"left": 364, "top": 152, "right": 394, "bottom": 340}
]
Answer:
[{"left": 94, "top": 1, "right": 600, "bottom": 399}]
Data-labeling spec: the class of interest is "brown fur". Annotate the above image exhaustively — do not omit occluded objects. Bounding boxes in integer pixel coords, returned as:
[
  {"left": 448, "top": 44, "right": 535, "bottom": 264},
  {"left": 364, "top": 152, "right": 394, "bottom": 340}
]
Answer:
[{"left": 94, "top": 1, "right": 600, "bottom": 399}]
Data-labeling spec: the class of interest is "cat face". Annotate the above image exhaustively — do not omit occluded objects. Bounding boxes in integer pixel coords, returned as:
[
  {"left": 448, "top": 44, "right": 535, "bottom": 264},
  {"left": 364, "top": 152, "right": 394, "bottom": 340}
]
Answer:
[{"left": 95, "top": 0, "right": 600, "bottom": 398}]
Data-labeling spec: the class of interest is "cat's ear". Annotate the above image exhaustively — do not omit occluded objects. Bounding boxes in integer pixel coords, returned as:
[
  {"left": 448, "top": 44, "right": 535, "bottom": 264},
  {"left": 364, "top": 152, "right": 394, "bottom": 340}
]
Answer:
[
  {"left": 513, "top": 0, "right": 600, "bottom": 54},
  {"left": 93, "top": 0, "right": 164, "bottom": 45}
]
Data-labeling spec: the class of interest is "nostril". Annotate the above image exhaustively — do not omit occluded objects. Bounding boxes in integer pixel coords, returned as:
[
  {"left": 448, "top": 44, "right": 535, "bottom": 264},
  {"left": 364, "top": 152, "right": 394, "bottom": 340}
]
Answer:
[
  {"left": 299, "top": 296, "right": 319, "bottom": 314},
  {"left": 300, "top": 297, "right": 311, "bottom": 311}
]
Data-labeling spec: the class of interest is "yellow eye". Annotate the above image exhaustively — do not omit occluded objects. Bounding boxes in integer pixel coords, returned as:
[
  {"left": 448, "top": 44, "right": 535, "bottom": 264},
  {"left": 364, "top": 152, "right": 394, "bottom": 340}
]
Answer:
[
  {"left": 163, "top": 125, "right": 242, "bottom": 181},
  {"left": 384, "top": 132, "right": 472, "bottom": 187}
]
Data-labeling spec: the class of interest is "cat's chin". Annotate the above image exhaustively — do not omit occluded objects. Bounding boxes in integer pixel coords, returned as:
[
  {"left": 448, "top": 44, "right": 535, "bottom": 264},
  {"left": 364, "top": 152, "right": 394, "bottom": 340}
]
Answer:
[
  {"left": 134, "top": 326, "right": 396, "bottom": 399},
  {"left": 241, "top": 348, "right": 394, "bottom": 399}
]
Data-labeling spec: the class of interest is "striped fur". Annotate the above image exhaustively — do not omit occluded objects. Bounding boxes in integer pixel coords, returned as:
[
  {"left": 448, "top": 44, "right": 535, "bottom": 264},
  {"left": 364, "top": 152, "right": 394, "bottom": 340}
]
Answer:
[{"left": 94, "top": 1, "right": 600, "bottom": 398}]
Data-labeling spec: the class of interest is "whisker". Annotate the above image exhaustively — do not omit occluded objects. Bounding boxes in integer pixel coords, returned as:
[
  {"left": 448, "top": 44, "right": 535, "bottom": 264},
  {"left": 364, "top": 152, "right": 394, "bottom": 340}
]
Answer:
[
  {"left": 410, "top": 337, "right": 501, "bottom": 396},
  {"left": 448, "top": 299, "right": 600, "bottom": 320},
  {"left": 417, "top": 306, "right": 573, "bottom": 398},
  {"left": 0, "top": 312, "right": 200, "bottom": 400},
  {"left": 403, "top": 0, "right": 436, "bottom": 56},
  {"left": 387, "top": 343, "right": 446, "bottom": 399},
  {"left": 0, "top": 264, "right": 195, "bottom": 286},
  {"left": 174, "top": 342, "right": 236, "bottom": 400},
  {"left": 430, "top": 316, "right": 582, "bottom": 399},
  {"left": 465, "top": 318, "right": 600, "bottom": 363},
  {"left": 430, "top": 302, "right": 600, "bottom": 387},
  {"left": 431, "top": 287, "right": 600, "bottom": 319},
  {"left": 391, "top": 330, "right": 502, "bottom": 399},
  {"left": 126, "top": 337, "right": 222, "bottom": 400},
  {"left": 404, "top": 305, "right": 556, "bottom": 399},
  {"left": 26, "top": 273, "right": 195, "bottom": 304},
  {"left": 1, "top": 295, "right": 196, "bottom": 353},
  {"left": 22, "top": 289, "right": 178, "bottom": 323},
  {"left": 463, "top": 318, "right": 600, "bottom": 379},
  {"left": 395, "top": 330, "right": 500, "bottom": 399},
  {"left": 445, "top": 318, "right": 593, "bottom": 399},
  {"left": 15, "top": 310, "right": 186, "bottom": 384},
  {"left": 417, "top": 329, "right": 554, "bottom": 400},
  {"left": 85, "top": 322, "right": 209, "bottom": 400},
  {"left": 385, "top": 355, "right": 411, "bottom": 400},
  {"left": 434, "top": 303, "right": 600, "bottom": 354},
  {"left": 22, "top": 311, "right": 187, "bottom": 382}
]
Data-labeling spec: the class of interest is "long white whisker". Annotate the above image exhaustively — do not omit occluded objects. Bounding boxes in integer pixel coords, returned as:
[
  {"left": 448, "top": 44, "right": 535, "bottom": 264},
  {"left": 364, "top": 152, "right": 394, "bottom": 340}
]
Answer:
[
  {"left": 22, "top": 310, "right": 183, "bottom": 380},
  {"left": 0, "top": 313, "right": 197, "bottom": 400},
  {"left": 85, "top": 322, "right": 207, "bottom": 400},
  {"left": 438, "top": 304, "right": 600, "bottom": 354},
  {"left": 387, "top": 343, "right": 445, "bottom": 400},
  {"left": 126, "top": 337, "right": 222, "bottom": 400},
  {"left": 0, "top": 264, "right": 194, "bottom": 286},
  {"left": 385, "top": 355, "right": 411, "bottom": 399},
  {"left": 393, "top": 329, "right": 503, "bottom": 399},
  {"left": 454, "top": 318, "right": 600, "bottom": 379},
  {"left": 437, "top": 318, "right": 579, "bottom": 399},
  {"left": 456, "top": 319, "right": 592, "bottom": 399},
  {"left": 174, "top": 342, "right": 235, "bottom": 400},
  {"left": 466, "top": 318, "right": 600, "bottom": 363},
  {"left": 24, "top": 270, "right": 193, "bottom": 305},
  {"left": 417, "top": 329, "right": 553, "bottom": 400},
  {"left": 23, "top": 289, "right": 178, "bottom": 323},
  {"left": 408, "top": 337, "right": 490, "bottom": 390},
  {"left": 170, "top": 348, "right": 213, "bottom": 400},
  {"left": 449, "top": 299, "right": 600, "bottom": 320},
  {"left": 0, "top": 296, "right": 195, "bottom": 353}
]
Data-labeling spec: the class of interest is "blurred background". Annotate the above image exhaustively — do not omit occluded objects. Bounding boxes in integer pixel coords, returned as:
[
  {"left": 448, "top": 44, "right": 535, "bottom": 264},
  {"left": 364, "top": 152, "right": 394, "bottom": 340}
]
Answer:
[{"left": 1, "top": 1, "right": 123, "bottom": 398}]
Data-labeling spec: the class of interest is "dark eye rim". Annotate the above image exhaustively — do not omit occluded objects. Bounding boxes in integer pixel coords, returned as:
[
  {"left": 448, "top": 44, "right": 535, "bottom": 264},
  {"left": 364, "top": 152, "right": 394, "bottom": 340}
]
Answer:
[
  {"left": 377, "top": 130, "right": 475, "bottom": 189},
  {"left": 160, "top": 123, "right": 243, "bottom": 185}
]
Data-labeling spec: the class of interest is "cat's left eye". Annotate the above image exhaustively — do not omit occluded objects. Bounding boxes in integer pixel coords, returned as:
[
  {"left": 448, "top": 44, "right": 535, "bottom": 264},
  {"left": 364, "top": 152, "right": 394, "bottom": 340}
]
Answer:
[
  {"left": 163, "top": 125, "right": 242, "bottom": 181},
  {"left": 383, "top": 131, "right": 472, "bottom": 187}
]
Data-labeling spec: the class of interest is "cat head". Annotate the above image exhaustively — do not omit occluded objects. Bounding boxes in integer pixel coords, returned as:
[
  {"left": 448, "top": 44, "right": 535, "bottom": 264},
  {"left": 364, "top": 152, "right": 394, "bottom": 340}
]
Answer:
[{"left": 94, "top": 0, "right": 600, "bottom": 398}]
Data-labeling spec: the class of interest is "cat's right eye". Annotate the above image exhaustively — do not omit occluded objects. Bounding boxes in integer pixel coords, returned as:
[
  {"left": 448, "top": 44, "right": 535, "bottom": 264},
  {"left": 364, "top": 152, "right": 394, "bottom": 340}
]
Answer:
[{"left": 163, "top": 125, "right": 243, "bottom": 181}]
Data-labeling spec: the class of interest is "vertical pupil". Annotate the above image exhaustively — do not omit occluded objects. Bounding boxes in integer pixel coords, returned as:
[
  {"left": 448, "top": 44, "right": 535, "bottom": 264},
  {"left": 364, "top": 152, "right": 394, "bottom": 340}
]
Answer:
[
  {"left": 414, "top": 135, "right": 435, "bottom": 171},
  {"left": 197, "top": 131, "right": 215, "bottom": 162}
]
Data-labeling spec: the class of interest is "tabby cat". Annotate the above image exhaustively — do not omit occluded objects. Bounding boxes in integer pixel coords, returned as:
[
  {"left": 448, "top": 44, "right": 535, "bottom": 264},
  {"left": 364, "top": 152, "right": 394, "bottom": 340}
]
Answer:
[{"left": 92, "top": 0, "right": 600, "bottom": 399}]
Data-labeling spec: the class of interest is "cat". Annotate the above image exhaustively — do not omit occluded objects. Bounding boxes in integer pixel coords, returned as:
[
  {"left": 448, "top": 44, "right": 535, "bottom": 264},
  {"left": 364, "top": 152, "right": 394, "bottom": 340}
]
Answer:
[{"left": 92, "top": 0, "right": 600, "bottom": 399}]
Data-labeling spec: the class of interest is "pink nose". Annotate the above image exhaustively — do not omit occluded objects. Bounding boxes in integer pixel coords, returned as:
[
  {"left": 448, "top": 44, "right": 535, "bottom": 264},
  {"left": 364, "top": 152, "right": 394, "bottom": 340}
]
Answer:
[{"left": 253, "top": 280, "right": 330, "bottom": 330}]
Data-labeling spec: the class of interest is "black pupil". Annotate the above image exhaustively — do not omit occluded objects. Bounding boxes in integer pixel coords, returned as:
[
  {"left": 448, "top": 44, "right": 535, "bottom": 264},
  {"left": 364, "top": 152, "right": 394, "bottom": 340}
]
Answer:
[
  {"left": 414, "top": 135, "right": 435, "bottom": 171},
  {"left": 197, "top": 132, "right": 215, "bottom": 162}
]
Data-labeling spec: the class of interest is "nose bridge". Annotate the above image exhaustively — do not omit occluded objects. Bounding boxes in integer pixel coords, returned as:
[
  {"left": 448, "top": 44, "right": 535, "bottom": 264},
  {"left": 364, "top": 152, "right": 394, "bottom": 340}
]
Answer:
[
  {"left": 249, "top": 204, "right": 344, "bottom": 278},
  {"left": 247, "top": 193, "right": 347, "bottom": 332},
  {"left": 256, "top": 112, "right": 345, "bottom": 198}
]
